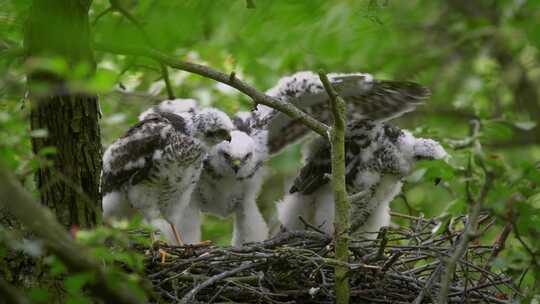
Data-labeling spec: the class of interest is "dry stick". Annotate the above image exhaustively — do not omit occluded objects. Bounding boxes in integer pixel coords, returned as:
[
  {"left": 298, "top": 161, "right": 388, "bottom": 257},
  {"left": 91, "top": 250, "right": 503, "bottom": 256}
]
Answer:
[
  {"left": 478, "top": 223, "right": 512, "bottom": 284},
  {"left": 94, "top": 42, "right": 329, "bottom": 137},
  {"left": 109, "top": 0, "right": 175, "bottom": 100},
  {"left": 318, "top": 71, "right": 350, "bottom": 304},
  {"left": 0, "top": 168, "right": 144, "bottom": 304},
  {"left": 179, "top": 262, "right": 262, "bottom": 304},
  {"left": 376, "top": 227, "right": 389, "bottom": 260},
  {"left": 512, "top": 222, "right": 539, "bottom": 268},
  {"left": 437, "top": 169, "right": 494, "bottom": 303},
  {"left": 380, "top": 251, "right": 402, "bottom": 272},
  {"left": 299, "top": 215, "right": 328, "bottom": 235},
  {"left": 413, "top": 263, "right": 443, "bottom": 304}
]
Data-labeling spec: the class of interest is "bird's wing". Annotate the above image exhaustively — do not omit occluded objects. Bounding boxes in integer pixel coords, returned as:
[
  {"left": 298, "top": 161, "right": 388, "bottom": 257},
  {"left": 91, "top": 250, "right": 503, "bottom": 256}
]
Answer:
[
  {"left": 289, "top": 138, "right": 331, "bottom": 195},
  {"left": 101, "top": 115, "right": 178, "bottom": 194},
  {"left": 290, "top": 120, "right": 378, "bottom": 195},
  {"left": 232, "top": 111, "right": 269, "bottom": 156},
  {"left": 260, "top": 71, "right": 430, "bottom": 154}
]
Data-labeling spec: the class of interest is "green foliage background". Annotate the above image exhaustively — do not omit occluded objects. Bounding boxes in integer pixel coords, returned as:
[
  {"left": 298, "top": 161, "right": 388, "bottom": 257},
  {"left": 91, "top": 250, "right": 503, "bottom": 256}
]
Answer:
[{"left": 1, "top": 0, "right": 540, "bottom": 301}]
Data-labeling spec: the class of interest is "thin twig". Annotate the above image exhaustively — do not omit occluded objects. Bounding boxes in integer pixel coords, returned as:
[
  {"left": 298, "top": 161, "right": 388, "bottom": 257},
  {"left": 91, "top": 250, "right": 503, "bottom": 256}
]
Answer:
[
  {"left": 91, "top": 6, "right": 113, "bottom": 26},
  {"left": 478, "top": 223, "right": 512, "bottom": 284},
  {"left": 298, "top": 216, "right": 328, "bottom": 235},
  {"left": 179, "top": 262, "right": 262, "bottom": 304}
]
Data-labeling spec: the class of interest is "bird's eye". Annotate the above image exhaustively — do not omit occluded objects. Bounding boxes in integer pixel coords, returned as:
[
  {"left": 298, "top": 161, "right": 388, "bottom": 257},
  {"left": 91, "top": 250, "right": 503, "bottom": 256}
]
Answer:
[
  {"left": 216, "top": 129, "right": 230, "bottom": 141},
  {"left": 415, "top": 155, "right": 434, "bottom": 161},
  {"left": 205, "top": 131, "right": 216, "bottom": 138},
  {"left": 244, "top": 152, "right": 252, "bottom": 161},
  {"left": 221, "top": 150, "right": 231, "bottom": 159}
]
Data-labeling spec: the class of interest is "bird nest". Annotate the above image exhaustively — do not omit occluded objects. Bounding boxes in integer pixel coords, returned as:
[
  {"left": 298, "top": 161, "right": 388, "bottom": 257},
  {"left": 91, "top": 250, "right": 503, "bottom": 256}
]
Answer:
[{"left": 143, "top": 215, "right": 518, "bottom": 303}]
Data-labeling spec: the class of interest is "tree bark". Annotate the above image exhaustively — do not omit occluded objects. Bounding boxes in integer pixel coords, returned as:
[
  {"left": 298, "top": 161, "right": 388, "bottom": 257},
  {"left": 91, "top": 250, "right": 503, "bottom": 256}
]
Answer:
[{"left": 24, "top": 0, "right": 102, "bottom": 228}]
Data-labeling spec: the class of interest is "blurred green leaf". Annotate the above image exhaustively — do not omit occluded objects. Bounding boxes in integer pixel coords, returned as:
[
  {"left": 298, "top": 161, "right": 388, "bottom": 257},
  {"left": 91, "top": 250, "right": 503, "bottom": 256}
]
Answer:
[
  {"left": 29, "top": 287, "right": 49, "bottom": 303},
  {"left": 481, "top": 121, "right": 513, "bottom": 141},
  {"left": 416, "top": 159, "right": 456, "bottom": 181},
  {"left": 64, "top": 272, "right": 95, "bottom": 295}
]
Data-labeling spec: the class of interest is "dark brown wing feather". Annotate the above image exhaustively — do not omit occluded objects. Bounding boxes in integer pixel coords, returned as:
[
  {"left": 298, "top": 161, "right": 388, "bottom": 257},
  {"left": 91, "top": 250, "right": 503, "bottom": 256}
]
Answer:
[
  {"left": 289, "top": 139, "right": 331, "bottom": 195},
  {"left": 101, "top": 115, "right": 176, "bottom": 194},
  {"left": 266, "top": 72, "right": 429, "bottom": 155}
]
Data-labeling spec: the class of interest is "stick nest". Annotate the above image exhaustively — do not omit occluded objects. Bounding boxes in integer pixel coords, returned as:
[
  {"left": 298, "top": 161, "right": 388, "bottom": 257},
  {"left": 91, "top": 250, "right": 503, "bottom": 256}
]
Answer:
[{"left": 142, "top": 215, "right": 518, "bottom": 303}]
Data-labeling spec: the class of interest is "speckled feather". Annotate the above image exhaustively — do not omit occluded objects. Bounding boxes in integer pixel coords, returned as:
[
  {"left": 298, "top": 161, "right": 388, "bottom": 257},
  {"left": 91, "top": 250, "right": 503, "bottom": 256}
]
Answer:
[
  {"left": 102, "top": 101, "right": 234, "bottom": 243},
  {"left": 279, "top": 119, "right": 447, "bottom": 237},
  {"left": 255, "top": 71, "right": 430, "bottom": 154}
]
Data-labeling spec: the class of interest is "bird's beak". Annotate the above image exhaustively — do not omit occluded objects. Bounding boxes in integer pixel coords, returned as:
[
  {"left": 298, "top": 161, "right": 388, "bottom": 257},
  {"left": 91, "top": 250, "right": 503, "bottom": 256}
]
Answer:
[
  {"left": 224, "top": 133, "right": 232, "bottom": 142},
  {"left": 232, "top": 159, "right": 241, "bottom": 173}
]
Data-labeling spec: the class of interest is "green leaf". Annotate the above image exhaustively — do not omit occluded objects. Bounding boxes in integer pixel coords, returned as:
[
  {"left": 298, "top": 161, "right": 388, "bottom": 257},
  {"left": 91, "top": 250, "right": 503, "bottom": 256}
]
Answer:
[
  {"left": 66, "top": 295, "right": 92, "bottom": 304},
  {"left": 416, "top": 159, "right": 456, "bottom": 181},
  {"left": 38, "top": 146, "right": 57, "bottom": 156},
  {"left": 64, "top": 272, "right": 95, "bottom": 295},
  {"left": 405, "top": 168, "right": 427, "bottom": 183},
  {"left": 29, "top": 287, "right": 49, "bottom": 303},
  {"left": 527, "top": 192, "right": 540, "bottom": 209},
  {"left": 481, "top": 121, "right": 513, "bottom": 141},
  {"left": 83, "top": 68, "right": 118, "bottom": 92},
  {"left": 432, "top": 214, "right": 451, "bottom": 235},
  {"left": 45, "top": 256, "right": 67, "bottom": 276},
  {"left": 445, "top": 198, "right": 467, "bottom": 216}
]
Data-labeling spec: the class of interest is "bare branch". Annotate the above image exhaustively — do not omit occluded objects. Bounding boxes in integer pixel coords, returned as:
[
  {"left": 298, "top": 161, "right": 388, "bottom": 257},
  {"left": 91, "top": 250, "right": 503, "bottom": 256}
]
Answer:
[{"left": 95, "top": 42, "right": 329, "bottom": 136}]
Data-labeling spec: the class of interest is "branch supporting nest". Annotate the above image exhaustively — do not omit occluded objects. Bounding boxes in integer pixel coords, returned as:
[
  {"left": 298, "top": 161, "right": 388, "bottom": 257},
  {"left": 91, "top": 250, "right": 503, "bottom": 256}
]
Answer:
[{"left": 318, "top": 71, "right": 351, "bottom": 304}]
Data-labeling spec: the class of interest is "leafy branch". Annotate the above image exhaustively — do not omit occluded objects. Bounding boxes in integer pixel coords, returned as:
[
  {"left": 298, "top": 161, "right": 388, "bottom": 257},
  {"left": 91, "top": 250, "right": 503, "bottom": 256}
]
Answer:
[
  {"left": 438, "top": 120, "right": 495, "bottom": 303},
  {"left": 0, "top": 166, "right": 145, "bottom": 304}
]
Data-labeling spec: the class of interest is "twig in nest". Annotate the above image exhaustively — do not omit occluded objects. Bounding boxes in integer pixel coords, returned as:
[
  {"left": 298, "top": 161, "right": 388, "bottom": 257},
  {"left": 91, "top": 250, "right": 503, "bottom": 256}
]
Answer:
[
  {"left": 141, "top": 221, "right": 515, "bottom": 303},
  {"left": 179, "top": 262, "right": 263, "bottom": 304},
  {"left": 413, "top": 263, "right": 442, "bottom": 304},
  {"left": 380, "top": 251, "right": 402, "bottom": 272},
  {"left": 298, "top": 216, "right": 328, "bottom": 235}
]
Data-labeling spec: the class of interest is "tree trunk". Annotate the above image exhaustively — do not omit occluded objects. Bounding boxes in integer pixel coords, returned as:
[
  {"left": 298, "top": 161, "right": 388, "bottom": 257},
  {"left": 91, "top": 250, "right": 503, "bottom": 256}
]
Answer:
[{"left": 24, "top": 0, "right": 102, "bottom": 228}]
